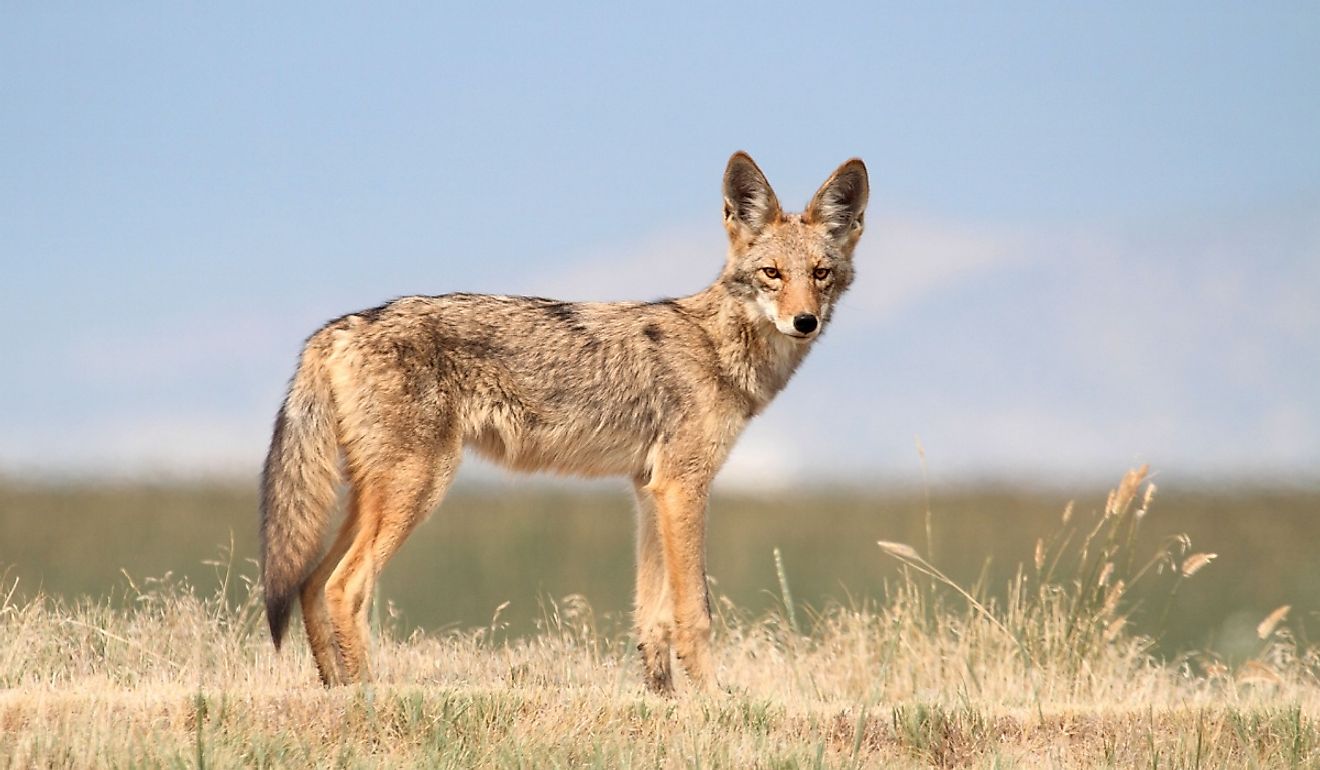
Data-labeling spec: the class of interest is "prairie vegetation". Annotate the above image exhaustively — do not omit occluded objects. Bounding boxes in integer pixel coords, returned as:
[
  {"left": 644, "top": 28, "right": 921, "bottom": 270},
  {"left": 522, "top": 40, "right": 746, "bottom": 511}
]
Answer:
[{"left": 2, "top": 468, "right": 1319, "bottom": 767}]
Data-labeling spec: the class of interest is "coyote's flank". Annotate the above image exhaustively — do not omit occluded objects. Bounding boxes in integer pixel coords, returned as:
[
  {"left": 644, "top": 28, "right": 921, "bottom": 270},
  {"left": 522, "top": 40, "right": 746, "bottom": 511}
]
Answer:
[{"left": 260, "top": 152, "right": 869, "bottom": 693}]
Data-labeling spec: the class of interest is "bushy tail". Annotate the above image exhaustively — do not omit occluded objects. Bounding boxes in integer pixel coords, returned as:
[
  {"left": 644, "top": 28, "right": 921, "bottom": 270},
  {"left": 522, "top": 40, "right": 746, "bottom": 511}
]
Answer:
[{"left": 260, "top": 337, "right": 342, "bottom": 649}]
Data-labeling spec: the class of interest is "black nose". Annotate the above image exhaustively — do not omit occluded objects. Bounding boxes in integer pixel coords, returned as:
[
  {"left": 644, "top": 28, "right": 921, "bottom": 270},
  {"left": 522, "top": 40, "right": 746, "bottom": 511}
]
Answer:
[{"left": 792, "top": 313, "right": 818, "bottom": 334}]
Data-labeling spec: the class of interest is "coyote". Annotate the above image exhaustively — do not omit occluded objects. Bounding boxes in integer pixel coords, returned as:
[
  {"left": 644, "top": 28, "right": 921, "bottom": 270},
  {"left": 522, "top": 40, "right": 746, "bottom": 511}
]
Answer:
[{"left": 261, "top": 152, "right": 869, "bottom": 693}]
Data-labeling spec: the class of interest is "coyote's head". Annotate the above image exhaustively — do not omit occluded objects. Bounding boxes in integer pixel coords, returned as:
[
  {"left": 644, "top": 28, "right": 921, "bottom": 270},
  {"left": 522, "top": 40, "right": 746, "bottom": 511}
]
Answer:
[{"left": 719, "top": 152, "right": 869, "bottom": 342}]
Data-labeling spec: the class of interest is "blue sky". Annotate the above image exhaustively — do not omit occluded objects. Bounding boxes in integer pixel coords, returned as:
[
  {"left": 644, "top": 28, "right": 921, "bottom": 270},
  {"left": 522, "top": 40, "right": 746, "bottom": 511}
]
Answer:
[{"left": 2, "top": 4, "right": 1317, "bottom": 486}]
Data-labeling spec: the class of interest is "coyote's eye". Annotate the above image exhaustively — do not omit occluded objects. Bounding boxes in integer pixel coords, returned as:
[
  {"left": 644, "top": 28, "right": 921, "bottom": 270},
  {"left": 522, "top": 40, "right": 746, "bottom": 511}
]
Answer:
[
  {"left": 761, "top": 267, "right": 781, "bottom": 280},
  {"left": 813, "top": 267, "right": 831, "bottom": 281}
]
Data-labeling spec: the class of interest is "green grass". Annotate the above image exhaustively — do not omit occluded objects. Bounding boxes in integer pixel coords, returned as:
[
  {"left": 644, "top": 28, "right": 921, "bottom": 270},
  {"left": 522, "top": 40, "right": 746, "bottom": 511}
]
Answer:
[{"left": 2, "top": 474, "right": 1317, "bottom": 659}]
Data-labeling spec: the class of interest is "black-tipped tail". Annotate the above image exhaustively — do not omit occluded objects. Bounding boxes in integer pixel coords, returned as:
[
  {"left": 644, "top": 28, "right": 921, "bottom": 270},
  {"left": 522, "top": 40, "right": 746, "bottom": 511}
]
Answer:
[
  {"left": 267, "top": 592, "right": 293, "bottom": 650},
  {"left": 259, "top": 337, "right": 342, "bottom": 650}
]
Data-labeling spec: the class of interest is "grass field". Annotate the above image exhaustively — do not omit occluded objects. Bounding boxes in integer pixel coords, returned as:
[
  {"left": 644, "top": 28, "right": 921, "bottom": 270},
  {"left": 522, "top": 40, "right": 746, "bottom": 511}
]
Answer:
[
  {"left": 3, "top": 468, "right": 1320, "bottom": 766},
  {"left": 2, "top": 470, "right": 1317, "bottom": 658}
]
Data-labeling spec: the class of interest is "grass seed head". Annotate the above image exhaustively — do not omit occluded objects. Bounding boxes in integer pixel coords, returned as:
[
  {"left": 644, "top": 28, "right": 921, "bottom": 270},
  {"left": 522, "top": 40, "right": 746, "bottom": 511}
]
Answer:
[
  {"left": 1107, "top": 465, "right": 1149, "bottom": 517},
  {"left": 1257, "top": 605, "right": 1291, "bottom": 640},
  {"left": 1179, "top": 553, "right": 1216, "bottom": 578},
  {"left": 1098, "top": 562, "right": 1115, "bottom": 588},
  {"left": 877, "top": 541, "right": 921, "bottom": 561}
]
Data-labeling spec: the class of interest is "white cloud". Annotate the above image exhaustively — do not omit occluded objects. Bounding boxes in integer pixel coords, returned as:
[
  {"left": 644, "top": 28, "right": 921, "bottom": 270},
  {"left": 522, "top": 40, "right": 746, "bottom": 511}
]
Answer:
[
  {"left": 65, "top": 314, "right": 294, "bottom": 386},
  {"left": 852, "top": 213, "right": 1027, "bottom": 321},
  {"left": 525, "top": 226, "right": 726, "bottom": 301},
  {"left": 714, "top": 422, "right": 803, "bottom": 494},
  {"left": 1, "top": 411, "right": 269, "bottom": 480}
]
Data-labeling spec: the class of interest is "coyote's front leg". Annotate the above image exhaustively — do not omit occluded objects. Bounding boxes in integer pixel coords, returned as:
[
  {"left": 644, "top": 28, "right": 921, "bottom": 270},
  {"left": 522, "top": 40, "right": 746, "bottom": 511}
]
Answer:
[
  {"left": 649, "top": 476, "right": 719, "bottom": 693},
  {"left": 633, "top": 480, "right": 675, "bottom": 694}
]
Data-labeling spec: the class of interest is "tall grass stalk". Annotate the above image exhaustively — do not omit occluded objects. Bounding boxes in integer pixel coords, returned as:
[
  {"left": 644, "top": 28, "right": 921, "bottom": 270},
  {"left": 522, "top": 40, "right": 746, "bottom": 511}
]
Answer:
[{"left": 773, "top": 547, "right": 800, "bottom": 635}]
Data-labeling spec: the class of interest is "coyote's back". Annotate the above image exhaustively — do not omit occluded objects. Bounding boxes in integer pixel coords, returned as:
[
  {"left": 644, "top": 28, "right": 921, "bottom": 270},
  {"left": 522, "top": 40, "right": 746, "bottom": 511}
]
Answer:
[{"left": 261, "top": 151, "right": 869, "bottom": 693}]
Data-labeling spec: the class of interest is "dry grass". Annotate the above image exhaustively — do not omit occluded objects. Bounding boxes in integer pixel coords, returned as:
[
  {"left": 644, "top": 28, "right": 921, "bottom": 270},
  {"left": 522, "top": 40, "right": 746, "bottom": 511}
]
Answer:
[{"left": 3, "top": 470, "right": 1320, "bottom": 768}]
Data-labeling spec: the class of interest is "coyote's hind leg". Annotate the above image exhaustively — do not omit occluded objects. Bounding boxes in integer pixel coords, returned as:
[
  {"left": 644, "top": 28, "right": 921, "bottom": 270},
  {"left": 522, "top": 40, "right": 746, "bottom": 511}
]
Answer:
[
  {"left": 300, "top": 506, "right": 360, "bottom": 686},
  {"left": 324, "top": 444, "right": 459, "bottom": 683}
]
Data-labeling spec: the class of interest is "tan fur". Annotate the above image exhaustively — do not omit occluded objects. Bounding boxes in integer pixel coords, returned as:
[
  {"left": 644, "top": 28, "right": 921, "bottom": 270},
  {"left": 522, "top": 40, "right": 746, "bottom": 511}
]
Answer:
[{"left": 260, "top": 151, "right": 869, "bottom": 693}]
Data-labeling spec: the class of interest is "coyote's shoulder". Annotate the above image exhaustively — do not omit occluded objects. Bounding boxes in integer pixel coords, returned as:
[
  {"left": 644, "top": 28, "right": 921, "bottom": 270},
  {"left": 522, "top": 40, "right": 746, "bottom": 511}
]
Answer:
[{"left": 261, "top": 152, "right": 869, "bottom": 694}]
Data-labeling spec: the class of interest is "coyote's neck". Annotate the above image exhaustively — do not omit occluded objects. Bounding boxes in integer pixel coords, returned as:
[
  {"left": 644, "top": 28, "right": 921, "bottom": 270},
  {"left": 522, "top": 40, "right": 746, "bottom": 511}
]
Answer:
[{"left": 678, "top": 285, "right": 811, "bottom": 414}]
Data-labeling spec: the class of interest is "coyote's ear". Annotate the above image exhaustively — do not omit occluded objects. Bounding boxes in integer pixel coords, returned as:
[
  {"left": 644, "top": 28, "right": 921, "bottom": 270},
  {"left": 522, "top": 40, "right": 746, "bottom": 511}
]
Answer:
[
  {"left": 805, "top": 159, "right": 869, "bottom": 251},
  {"left": 723, "top": 152, "right": 782, "bottom": 244}
]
